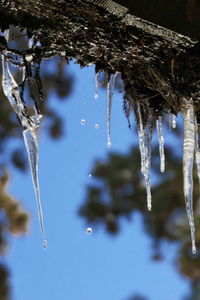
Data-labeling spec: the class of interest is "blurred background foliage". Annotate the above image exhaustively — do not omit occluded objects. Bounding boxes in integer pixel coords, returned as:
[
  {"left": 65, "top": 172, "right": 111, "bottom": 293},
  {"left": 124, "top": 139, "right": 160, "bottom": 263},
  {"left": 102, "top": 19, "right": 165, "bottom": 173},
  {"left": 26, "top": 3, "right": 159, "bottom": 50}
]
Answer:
[{"left": 0, "top": 21, "right": 200, "bottom": 300}]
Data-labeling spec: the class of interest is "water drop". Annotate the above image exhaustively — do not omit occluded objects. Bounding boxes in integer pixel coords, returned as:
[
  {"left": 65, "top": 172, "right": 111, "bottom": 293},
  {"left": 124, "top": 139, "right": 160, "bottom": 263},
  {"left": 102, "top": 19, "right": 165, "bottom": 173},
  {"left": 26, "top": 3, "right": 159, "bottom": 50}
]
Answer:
[
  {"left": 107, "top": 141, "right": 112, "bottom": 148},
  {"left": 85, "top": 227, "right": 93, "bottom": 235},
  {"left": 95, "top": 124, "right": 99, "bottom": 129},
  {"left": 43, "top": 239, "right": 47, "bottom": 249},
  {"left": 26, "top": 54, "right": 33, "bottom": 62},
  {"left": 89, "top": 174, "right": 92, "bottom": 178},
  {"left": 81, "top": 119, "right": 86, "bottom": 125}
]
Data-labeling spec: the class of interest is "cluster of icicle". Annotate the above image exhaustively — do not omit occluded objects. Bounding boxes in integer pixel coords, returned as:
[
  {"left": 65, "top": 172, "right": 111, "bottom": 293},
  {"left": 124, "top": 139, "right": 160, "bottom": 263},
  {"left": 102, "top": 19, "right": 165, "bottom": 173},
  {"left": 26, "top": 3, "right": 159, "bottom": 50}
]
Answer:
[
  {"left": 95, "top": 72, "right": 199, "bottom": 254},
  {"left": 1, "top": 29, "right": 47, "bottom": 248},
  {"left": 1, "top": 26, "right": 199, "bottom": 253}
]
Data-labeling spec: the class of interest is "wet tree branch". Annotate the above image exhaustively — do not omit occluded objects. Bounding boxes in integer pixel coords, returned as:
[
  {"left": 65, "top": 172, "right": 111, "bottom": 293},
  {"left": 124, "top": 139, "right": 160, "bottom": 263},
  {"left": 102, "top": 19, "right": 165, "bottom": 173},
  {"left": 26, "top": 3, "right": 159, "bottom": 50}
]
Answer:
[{"left": 0, "top": 0, "right": 200, "bottom": 121}]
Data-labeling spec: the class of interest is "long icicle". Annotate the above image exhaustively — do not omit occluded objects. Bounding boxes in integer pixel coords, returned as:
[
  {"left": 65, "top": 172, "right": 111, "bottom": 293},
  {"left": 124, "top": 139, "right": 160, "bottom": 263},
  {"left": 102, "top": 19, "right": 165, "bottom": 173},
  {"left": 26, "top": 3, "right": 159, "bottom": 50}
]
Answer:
[
  {"left": 137, "top": 103, "right": 152, "bottom": 211},
  {"left": 23, "top": 129, "right": 47, "bottom": 248},
  {"left": 1, "top": 44, "right": 47, "bottom": 248},
  {"left": 106, "top": 73, "right": 117, "bottom": 148},
  {"left": 156, "top": 115, "right": 165, "bottom": 172},
  {"left": 195, "top": 117, "right": 200, "bottom": 183},
  {"left": 183, "top": 101, "right": 196, "bottom": 254}
]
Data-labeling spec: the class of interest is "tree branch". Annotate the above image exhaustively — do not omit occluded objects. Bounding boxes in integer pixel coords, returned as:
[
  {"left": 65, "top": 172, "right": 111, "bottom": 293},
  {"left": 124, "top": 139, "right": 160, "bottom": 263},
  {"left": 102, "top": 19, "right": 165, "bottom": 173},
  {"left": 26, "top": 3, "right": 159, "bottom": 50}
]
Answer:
[{"left": 0, "top": 0, "right": 200, "bottom": 121}]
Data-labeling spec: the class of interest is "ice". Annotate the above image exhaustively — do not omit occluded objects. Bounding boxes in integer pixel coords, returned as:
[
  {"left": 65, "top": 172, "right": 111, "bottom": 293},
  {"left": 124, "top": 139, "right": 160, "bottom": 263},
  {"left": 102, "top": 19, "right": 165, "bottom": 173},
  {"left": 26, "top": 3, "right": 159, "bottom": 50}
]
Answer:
[
  {"left": 1, "top": 30, "right": 46, "bottom": 247},
  {"left": 169, "top": 113, "right": 176, "bottom": 129},
  {"left": 171, "top": 114, "right": 176, "bottom": 129},
  {"left": 94, "top": 72, "right": 100, "bottom": 99},
  {"left": 183, "top": 102, "right": 196, "bottom": 254},
  {"left": 23, "top": 129, "right": 47, "bottom": 248},
  {"left": 1, "top": 54, "right": 29, "bottom": 128},
  {"left": 195, "top": 117, "right": 200, "bottom": 183},
  {"left": 28, "top": 36, "right": 34, "bottom": 48},
  {"left": 156, "top": 116, "right": 165, "bottom": 172},
  {"left": 137, "top": 103, "right": 152, "bottom": 211},
  {"left": 106, "top": 73, "right": 118, "bottom": 148}
]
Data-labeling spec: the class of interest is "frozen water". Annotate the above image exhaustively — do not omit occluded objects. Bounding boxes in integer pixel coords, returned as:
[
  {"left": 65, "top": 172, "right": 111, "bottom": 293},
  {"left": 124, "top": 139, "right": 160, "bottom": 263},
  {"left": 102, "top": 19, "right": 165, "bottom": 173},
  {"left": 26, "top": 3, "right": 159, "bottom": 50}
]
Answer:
[
  {"left": 137, "top": 103, "right": 152, "bottom": 211},
  {"left": 195, "top": 117, "right": 200, "bottom": 183},
  {"left": 1, "top": 29, "right": 46, "bottom": 247},
  {"left": 94, "top": 72, "right": 100, "bottom": 99},
  {"left": 183, "top": 102, "right": 196, "bottom": 254},
  {"left": 106, "top": 73, "right": 117, "bottom": 148},
  {"left": 23, "top": 129, "right": 46, "bottom": 247},
  {"left": 156, "top": 116, "right": 165, "bottom": 172}
]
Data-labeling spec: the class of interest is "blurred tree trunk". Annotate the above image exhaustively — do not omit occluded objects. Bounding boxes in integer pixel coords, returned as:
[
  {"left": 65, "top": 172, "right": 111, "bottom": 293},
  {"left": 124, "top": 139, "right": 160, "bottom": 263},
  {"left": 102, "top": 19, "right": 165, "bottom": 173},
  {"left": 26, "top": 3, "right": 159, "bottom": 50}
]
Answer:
[{"left": 0, "top": 0, "right": 200, "bottom": 120}]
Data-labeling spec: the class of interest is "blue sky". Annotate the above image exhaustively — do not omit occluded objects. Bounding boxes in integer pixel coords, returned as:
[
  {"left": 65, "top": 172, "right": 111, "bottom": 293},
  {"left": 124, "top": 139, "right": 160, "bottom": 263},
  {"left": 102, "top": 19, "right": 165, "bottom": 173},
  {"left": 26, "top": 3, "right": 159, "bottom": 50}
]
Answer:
[{"left": 4, "top": 61, "right": 190, "bottom": 300}]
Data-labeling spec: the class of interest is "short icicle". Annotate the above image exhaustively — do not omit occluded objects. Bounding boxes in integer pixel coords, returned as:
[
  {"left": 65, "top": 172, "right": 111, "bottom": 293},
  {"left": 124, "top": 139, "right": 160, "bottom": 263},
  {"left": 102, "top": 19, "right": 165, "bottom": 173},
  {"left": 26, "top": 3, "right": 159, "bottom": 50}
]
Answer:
[
  {"left": 156, "top": 115, "right": 165, "bottom": 172},
  {"left": 183, "top": 101, "right": 196, "bottom": 254},
  {"left": 106, "top": 73, "right": 117, "bottom": 148},
  {"left": 94, "top": 72, "right": 100, "bottom": 99},
  {"left": 137, "top": 103, "right": 152, "bottom": 211},
  {"left": 169, "top": 113, "right": 176, "bottom": 129},
  {"left": 171, "top": 114, "right": 176, "bottom": 129}
]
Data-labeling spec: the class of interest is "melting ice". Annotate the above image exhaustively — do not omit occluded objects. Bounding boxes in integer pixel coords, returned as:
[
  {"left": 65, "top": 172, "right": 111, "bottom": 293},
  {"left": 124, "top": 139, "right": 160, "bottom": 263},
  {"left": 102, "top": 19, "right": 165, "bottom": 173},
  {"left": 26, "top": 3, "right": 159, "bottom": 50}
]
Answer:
[
  {"left": 137, "top": 103, "right": 152, "bottom": 211},
  {"left": 106, "top": 73, "right": 118, "bottom": 148},
  {"left": 94, "top": 72, "right": 100, "bottom": 99},
  {"left": 2, "top": 27, "right": 200, "bottom": 254},
  {"left": 183, "top": 102, "right": 196, "bottom": 254},
  {"left": 169, "top": 113, "right": 176, "bottom": 129},
  {"left": 156, "top": 116, "right": 165, "bottom": 173},
  {"left": 1, "top": 30, "right": 47, "bottom": 248}
]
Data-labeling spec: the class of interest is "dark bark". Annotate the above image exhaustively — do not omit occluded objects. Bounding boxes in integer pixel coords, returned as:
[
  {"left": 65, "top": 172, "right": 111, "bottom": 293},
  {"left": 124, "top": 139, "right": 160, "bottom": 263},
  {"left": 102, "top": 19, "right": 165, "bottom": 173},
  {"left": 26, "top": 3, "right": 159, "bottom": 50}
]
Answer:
[{"left": 0, "top": 0, "right": 200, "bottom": 122}]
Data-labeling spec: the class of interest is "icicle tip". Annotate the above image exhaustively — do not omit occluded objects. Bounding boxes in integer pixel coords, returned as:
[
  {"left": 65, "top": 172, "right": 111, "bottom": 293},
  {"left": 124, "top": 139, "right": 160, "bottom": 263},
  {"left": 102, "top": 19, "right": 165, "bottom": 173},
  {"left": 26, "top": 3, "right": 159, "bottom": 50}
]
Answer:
[{"left": 107, "top": 141, "right": 112, "bottom": 148}]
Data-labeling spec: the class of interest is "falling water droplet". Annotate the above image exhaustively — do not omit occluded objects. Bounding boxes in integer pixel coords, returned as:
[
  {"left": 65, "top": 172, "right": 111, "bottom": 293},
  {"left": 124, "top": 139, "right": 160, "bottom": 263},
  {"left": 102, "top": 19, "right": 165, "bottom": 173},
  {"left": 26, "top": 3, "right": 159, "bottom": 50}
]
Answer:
[
  {"left": 95, "top": 124, "right": 99, "bottom": 129},
  {"left": 107, "top": 141, "right": 112, "bottom": 148},
  {"left": 85, "top": 227, "right": 93, "bottom": 235},
  {"left": 81, "top": 119, "right": 86, "bottom": 125},
  {"left": 89, "top": 174, "right": 92, "bottom": 178},
  {"left": 25, "top": 54, "right": 33, "bottom": 62},
  {"left": 43, "top": 239, "right": 47, "bottom": 249}
]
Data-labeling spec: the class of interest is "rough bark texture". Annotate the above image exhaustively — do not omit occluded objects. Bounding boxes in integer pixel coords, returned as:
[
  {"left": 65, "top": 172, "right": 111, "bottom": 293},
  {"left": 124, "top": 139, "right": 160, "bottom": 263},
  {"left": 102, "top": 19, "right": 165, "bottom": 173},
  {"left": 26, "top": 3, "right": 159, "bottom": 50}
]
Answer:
[{"left": 0, "top": 0, "right": 200, "bottom": 123}]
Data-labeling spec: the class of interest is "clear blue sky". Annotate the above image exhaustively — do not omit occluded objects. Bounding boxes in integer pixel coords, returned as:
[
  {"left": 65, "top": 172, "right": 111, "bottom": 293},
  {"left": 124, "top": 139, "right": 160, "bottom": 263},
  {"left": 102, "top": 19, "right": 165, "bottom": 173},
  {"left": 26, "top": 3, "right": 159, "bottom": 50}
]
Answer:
[{"left": 5, "top": 61, "right": 190, "bottom": 300}]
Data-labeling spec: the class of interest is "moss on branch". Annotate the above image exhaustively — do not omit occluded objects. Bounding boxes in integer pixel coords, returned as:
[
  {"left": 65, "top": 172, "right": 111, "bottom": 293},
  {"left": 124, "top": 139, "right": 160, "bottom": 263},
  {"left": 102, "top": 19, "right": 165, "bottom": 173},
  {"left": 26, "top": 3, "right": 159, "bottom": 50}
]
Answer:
[{"left": 0, "top": 0, "right": 200, "bottom": 122}]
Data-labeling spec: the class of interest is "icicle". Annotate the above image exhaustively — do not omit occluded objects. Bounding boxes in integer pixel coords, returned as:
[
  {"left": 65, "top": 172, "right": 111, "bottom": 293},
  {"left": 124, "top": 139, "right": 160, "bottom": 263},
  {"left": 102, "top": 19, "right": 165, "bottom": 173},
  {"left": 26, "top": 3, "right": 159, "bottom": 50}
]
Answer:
[
  {"left": 183, "top": 102, "right": 196, "bottom": 254},
  {"left": 106, "top": 73, "right": 117, "bottom": 148},
  {"left": 169, "top": 113, "right": 176, "bottom": 129},
  {"left": 156, "top": 116, "right": 165, "bottom": 172},
  {"left": 171, "top": 114, "right": 176, "bottom": 129},
  {"left": 1, "top": 54, "right": 29, "bottom": 128},
  {"left": 28, "top": 36, "right": 34, "bottom": 49},
  {"left": 194, "top": 117, "right": 200, "bottom": 183},
  {"left": 137, "top": 103, "right": 152, "bottom": 211},
  {"left": 94, "top": 72, "right": 100, "bottom": 99},
  {"left": 1, "top": 30, "right": 46, "bottom": 248},
  {"left": 23, "top": 129, "right": 47, "bottom": 248}
]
